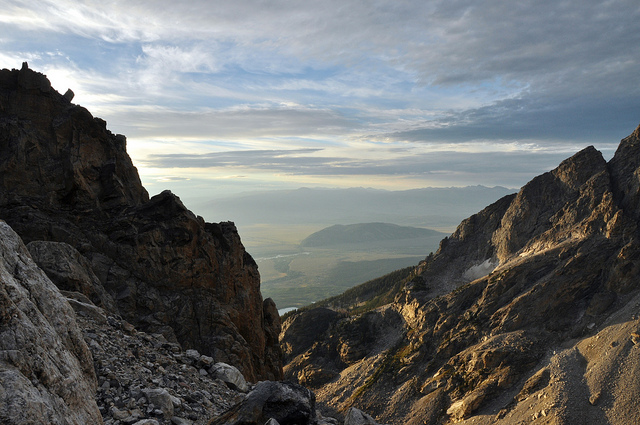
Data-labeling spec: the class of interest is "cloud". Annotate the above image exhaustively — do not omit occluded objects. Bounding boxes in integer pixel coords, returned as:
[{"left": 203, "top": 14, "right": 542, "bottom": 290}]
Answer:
[
  {"left": 377, "top": 94, "right": 640, "bottom": 147},
  {"left": 1, "top": 0, "right": 638, "bottom": 195},
  {"left": 139, "top": 44, "right": 222, "bottom": 74},
  {"left": 7, "top": 0, "right": 638, "bottom": 105},
  {"left": 142, "top": 144, "right": 574, "bottom": 189},
  {"left": 9, "top": 1, "right": 637, "bottom": 84},
  {"left": 155, "top": 176, "right": 191, "bottom": 182},
  {"left": 102, "top": 104, "right": 359, "bottom": 140},
  {"left": 146, "top": 148, "right": 326, "bottom": 169}
]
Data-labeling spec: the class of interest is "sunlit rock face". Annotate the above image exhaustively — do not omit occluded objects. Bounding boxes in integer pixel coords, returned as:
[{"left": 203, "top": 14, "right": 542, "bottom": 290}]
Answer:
[
  {"left": 0, "top": 63, "right": 282, "bottom": 382},
  {"left": 0, "top": 221, "right": 102, "bottom": 424},
  {"left": 282, "top": 124, "right": 640, "bottom": 424}
]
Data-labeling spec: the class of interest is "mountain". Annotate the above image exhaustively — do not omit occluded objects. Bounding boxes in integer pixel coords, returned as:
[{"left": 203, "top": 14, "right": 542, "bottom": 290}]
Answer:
[
  {"left": 281, "top": 124, "right": 640, "bottom": 424},
  {"left": 5, "top": 62, "right": 640, "bottom": 425},
  {"left": 300, "top": 223, "right": 445, "bottom": 247},
  {"left": 0, "top": 63, "right": 281, "bottom": 388},
  {"left": 0, "top": 64, "right": 357, "bottom": 425}
]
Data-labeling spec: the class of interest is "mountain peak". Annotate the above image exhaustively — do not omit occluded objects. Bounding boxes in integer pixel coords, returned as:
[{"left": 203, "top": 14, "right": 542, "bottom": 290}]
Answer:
[
  {"left": 0, "top": 66, "right": 282, "bottom": 383},
  {"left": 0, "top": 64, "right": 149, "bottom": 214},
  {"left": 281, "top": 123, "right": 640, "bottom": 424}
]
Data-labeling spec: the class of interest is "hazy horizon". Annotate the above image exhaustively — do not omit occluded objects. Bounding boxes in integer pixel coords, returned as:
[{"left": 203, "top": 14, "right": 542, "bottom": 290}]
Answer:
[{"left": 186, "top": 185, "right": 517, "bottom": 256}]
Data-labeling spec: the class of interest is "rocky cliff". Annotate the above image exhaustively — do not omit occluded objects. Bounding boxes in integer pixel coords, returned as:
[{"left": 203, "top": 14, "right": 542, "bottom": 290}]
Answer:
[
  {"left": 0, "top": 63, "right": 282, "bottom": 382},
  {"left": 0, "top": 221, "right": 102, "bottom": 424},
  {"left": 282, "top": 124, "right": 640, "bottom": 424}
]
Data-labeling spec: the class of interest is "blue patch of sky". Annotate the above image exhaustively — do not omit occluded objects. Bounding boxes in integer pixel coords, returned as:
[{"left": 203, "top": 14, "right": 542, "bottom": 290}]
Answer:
[{"left": 2, "top": 30, "right": 137, "bottom": 71}]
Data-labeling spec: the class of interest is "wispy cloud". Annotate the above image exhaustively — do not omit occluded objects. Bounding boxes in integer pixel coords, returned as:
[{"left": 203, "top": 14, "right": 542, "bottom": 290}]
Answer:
[
  {"left": 143, "top": 145, "right": 571, "bottom": 188},
  {"left": 146, "top": 148, "right": 325, "bottom": 169}
]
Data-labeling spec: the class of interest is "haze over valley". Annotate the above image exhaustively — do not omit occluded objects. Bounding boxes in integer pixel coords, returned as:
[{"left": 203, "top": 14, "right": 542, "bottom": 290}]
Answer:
[{"left": 192, "top": 186, "right": 515, "bottom": 309}]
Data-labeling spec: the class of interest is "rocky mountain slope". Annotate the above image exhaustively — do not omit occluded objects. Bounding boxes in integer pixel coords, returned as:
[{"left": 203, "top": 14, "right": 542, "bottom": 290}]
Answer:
[
  {"left": 282, "top": 124, "right": 640, "bottom": 424},
  {"left": 1, "top": 219, "right": 354, "bottom": 425},
  {"left": 0, "top": 63, "right": 281, "bottom": 383}
]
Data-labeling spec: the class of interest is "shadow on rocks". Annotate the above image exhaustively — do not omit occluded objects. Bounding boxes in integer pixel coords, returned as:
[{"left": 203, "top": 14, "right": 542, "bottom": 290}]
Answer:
[{"left": 209, "top": 381, "right": 316, "bottom": 425}]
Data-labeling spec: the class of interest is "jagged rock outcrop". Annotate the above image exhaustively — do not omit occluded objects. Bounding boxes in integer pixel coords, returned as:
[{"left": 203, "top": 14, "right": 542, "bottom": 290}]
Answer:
[
  {"left": 27, "top": 240, "right": 117, "bottom": 311},
  {"left": 280, "top": 307, "right": 345, "bottom": 363},
  {"left": 0, "top": 63, "right": 282, "bottom": 382},
  {"left": 282, "top": 124, "right": 640, "bottom": 424},
  {"left": 0, "top": 221, "right": 102, "bottom": 424},
  {"left": 282, "top": 306, "right": 404, "bottom": 389}
]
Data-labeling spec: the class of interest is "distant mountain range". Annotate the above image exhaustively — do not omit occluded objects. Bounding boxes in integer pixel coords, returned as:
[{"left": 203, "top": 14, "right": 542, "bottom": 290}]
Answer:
[
  {"left": 300, "top": 222, "right": 446, "bottom": 247},
  {"left": 196, "top": 186, "right": 516, "bottom": 231}
]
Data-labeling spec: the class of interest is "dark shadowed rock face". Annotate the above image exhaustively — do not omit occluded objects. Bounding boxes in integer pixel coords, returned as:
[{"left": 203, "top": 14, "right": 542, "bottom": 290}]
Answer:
[
  {"left": 280, "top": 307, "right": 345, "bottom": 364},
  {"left": 0, "top": 63, "right": 148, "bottom": 214},
  {"left": 209, "top": 381, "right": 317, "bottom": 425},
  {"left": 0, "top": 64, "right": 282, "bottom": 381},
  {"left": 282, "top": 124, "right": 640, "bottom": 424}
]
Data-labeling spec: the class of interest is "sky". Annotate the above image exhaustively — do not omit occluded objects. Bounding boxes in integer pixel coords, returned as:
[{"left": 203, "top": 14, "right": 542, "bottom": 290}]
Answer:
[{"left": 1, "top": 0, "right": 639, "bottom": 203}]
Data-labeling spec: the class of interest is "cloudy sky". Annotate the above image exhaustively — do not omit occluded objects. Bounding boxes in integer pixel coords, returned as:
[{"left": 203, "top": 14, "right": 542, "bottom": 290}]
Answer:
[{"left": 1, "top": 0, "right": 639, "bottom": 202}]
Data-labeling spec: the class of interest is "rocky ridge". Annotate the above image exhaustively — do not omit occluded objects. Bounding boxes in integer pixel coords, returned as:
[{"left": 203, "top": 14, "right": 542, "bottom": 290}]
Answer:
[
  {"left": 282, "top": 124, "right": 640, "bottom": 424},
  {"left": 0, "top": 63, "right": 281, "bottom": 382},
  {"left": 1, "top": 220, "right": 374, "bottom": 425},
  {"left": 0, "top": 64, "right": 392, "bottom": 425}
]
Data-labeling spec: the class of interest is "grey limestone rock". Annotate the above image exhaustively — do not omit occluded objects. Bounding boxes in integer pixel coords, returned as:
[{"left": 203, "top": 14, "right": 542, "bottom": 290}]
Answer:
[
  {"left": 210, "top": 362, "right": 249, "bottom": 392},
  {"left": 142, "top": 388, "right": 175, "bottom": 418},
  {"left": 0, "top": 221, "right": 102, "bottom": 424},
  {"left": 132, "top": 420, "right": 160, "bottom": 425},
  {"left": 344, "top": 408, "right": 383, "bottom": 425},
  {"left": 27, "top": 240, "right": 117, "bottom": 312}
]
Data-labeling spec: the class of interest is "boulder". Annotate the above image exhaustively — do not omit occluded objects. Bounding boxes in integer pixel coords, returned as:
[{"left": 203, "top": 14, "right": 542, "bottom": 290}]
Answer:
[
  {"left": 142, "top": 388, "right": 174, "bottom": 419},
  {"left": 209, "top": 381, "right": 316, "bottom": 425},
  {"left": 210, "top": 362, "right": 249, "bottom": 392},
  {"left": 344, "top": 408, "right": 382, "bottom": 425},
  {"left": 63, "top": 88, "right": 74, "bottom": 101}
]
